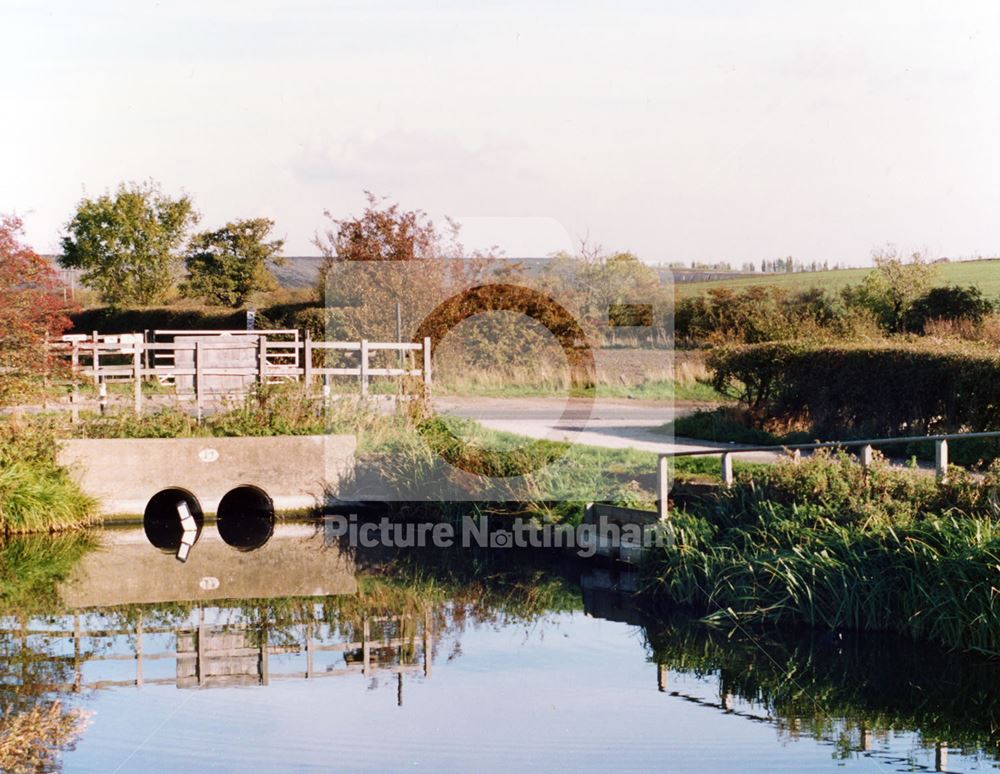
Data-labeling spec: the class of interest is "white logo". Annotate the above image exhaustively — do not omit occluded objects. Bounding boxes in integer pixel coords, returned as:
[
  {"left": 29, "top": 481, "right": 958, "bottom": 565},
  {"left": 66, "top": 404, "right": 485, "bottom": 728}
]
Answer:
[
  {"left": 199, "top": 577, "right": 220, "bottom": 590},
  {"left": 198, "top": 448, "right": 220, "bottom": 463}
]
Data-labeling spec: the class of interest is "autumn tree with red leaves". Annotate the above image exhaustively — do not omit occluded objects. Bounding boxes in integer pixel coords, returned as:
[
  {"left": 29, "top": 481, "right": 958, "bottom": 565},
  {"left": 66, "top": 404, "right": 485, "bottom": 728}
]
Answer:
[{"left": 0, "top": 215, "right": 74, "bottom": 406}]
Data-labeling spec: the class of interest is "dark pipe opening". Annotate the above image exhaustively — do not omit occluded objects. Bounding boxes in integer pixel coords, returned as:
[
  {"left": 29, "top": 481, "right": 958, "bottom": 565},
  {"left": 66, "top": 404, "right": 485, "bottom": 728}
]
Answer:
[
  {"left": 217, "top": 486, "right": 275, "bottom": 551},
  {"left": 143, "top": 488, "right": 204, "bottom": 553}
]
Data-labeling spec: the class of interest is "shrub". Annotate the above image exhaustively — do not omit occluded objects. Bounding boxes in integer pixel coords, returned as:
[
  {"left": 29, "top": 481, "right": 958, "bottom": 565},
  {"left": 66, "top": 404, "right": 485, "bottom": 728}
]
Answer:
[
  {"left": 840, "top": 248, "right": 937, "bottom": 333},
  {"left": 70, "top": 306, "right": 245, "bottom": 334},
  {"left": 904, "top": 285, "right": 995, "bottom": 333},
  {"left": 674, "top": 285, "right": 870, "bottom": 346},
  {"left": 709, "top": 340, "right": 1000, "bottom": 437},
  {"left": 667, "top": 407, "right": 813, "bottom": 445}
]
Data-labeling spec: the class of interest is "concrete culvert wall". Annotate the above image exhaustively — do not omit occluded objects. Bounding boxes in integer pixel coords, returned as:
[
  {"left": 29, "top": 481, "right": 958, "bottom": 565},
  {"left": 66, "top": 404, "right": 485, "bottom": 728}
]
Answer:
[
  {"left": 217, "top": 486, "right": 275, "bottom": 551},
  {"left": 144, "top": 488, "right": 204, "bottom": 552}
]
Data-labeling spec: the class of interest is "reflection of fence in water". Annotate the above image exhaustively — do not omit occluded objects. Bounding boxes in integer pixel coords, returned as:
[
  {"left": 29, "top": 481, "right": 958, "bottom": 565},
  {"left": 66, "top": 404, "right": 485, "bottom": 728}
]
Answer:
[{"left": 0, "top": 608, "right": 432, "bottom": 696}]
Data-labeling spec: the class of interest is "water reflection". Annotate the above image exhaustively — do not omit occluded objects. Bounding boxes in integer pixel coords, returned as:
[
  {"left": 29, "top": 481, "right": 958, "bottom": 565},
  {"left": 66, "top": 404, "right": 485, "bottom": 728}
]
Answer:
[
  {"left": 642, "top": 618, "right": 1000, "bottom": 769},
  {"left": 1, "top": 530, "right": 998, "bottom": 772},
  {"left": 0, "top": 608, "right": 431, "bottom": 696}
]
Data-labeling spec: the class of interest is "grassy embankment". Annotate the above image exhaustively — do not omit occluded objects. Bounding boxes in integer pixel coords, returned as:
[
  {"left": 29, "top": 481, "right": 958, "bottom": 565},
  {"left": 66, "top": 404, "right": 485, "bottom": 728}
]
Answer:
[
  {"left": 2, "top": 376, "right": 737, "bottom": 535},
  {"left": 8, "top": 379, "right": 1000, "bottom": 656}
]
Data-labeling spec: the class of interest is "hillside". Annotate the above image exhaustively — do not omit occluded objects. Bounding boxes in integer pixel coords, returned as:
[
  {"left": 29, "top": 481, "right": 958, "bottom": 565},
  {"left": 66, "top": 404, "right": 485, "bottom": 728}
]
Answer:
[{"left": 674, "top": 258, "right": 1000, "bottom": 298}]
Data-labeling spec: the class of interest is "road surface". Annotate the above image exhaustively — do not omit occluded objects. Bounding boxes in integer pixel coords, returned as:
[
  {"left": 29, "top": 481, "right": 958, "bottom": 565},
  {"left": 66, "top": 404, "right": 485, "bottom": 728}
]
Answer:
[{"left": 432, "top": 396, "right": 783, "bottom": 463}]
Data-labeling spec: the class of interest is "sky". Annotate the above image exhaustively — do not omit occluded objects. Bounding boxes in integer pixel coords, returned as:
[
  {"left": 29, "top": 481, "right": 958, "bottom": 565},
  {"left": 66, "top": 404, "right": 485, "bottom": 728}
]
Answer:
[{"left": 2, "top": 0, "right": 999, "bottom": 265}]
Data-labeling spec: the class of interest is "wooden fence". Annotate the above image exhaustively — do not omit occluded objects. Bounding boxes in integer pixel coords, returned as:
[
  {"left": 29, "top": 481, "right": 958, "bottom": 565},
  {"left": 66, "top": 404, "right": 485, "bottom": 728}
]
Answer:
[{"left": 50, "top": 330, "right": 432, "bottom": 417}]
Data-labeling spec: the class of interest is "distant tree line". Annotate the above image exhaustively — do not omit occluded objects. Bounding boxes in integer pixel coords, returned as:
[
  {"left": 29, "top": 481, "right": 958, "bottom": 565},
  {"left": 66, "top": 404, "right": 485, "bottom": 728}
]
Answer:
[{"left": 667, "top": 257, "right": 847, "bottom": 273}]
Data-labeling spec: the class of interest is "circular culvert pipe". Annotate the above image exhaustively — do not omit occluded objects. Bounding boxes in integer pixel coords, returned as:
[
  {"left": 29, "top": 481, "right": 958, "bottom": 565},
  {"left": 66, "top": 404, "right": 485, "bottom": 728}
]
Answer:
[
  {"left": 143, "top": 488, "right": 204, "bottom": 553},
  {"left": 217, "top": 486, "right": 275, "bottom": 551}
]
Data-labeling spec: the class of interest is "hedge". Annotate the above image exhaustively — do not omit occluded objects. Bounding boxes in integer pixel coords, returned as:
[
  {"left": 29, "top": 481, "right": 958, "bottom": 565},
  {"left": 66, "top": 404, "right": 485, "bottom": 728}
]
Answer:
[
  {"left": 709, "top": 341, "right": 1000, "bottom": 438},
  {"left": 69, "top": 302, "right": 332, "bottom": 337}
]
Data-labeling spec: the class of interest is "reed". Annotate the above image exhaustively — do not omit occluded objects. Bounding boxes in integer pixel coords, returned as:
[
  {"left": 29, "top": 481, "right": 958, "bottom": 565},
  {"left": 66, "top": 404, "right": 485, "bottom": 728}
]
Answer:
[{"left": 642, "top": 451, "right": 1000, "bottom": 654}]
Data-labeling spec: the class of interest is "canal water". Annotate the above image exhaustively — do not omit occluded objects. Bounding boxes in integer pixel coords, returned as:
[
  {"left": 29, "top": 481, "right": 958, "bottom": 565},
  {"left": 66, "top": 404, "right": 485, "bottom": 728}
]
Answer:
[{"left": 2, "top": 523, "right": 998, "bottom": 772}]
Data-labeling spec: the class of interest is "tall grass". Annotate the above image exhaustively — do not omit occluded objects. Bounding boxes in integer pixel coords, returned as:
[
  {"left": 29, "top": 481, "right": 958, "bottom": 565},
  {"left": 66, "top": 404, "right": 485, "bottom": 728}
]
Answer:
[
  {"left": 643, "top": 451, "right": 1000, "bottom": 654},
  {"left": 0, "top": 421, "right": 97, "bottom": 535}
]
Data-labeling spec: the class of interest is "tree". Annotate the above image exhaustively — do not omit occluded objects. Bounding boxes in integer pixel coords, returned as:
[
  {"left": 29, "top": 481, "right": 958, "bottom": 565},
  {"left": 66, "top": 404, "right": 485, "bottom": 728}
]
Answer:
[
  {"left": 182, "top": 218, "right": 285, "bottom": 307},
  {"left": 314, "top": 192, "right": 460, "bottom": 340},
  {"left": 60, "top": 181, "right": 198, "bottom": 308},
  {"left": 0, "top": 215, "right": 74, "bottom": 406},
  {"left": 315, "top": 192, "right": 449, "bottom": 285},
  {"left": 842, "top": 246, "right": 937, "bottom": 332}
]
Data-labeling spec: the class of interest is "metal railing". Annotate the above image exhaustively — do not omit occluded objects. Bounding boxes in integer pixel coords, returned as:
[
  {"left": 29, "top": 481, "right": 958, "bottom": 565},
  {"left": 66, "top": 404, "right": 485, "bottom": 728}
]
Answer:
[{"left": 654, "top": 429, "right": 1000, "bottom": 520}]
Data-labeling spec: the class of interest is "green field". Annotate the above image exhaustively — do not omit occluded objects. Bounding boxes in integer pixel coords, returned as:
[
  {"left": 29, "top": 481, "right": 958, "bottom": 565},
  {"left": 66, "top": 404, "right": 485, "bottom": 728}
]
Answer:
[{"left": 675, "top": 258, "right": 1000, "bottom": 299}]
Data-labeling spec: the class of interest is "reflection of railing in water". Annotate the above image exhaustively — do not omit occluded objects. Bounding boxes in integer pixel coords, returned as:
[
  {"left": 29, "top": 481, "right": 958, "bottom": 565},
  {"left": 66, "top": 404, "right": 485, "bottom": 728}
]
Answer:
[
  {"left": 652, "top": 663, "right": 956, "bottom": 772},
  {"left": 0, "top": 609, "right": 432, "bottom": 701},
  {"left": 579, "top": 570, "right": 977, "bottom": 773}
]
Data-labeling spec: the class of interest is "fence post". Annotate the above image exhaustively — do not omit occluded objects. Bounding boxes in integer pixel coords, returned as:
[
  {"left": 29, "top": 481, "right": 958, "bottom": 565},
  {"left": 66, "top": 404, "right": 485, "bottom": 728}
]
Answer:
[
  {"left": 258, "top": 336, "right": 267, "bottom": 385},
  {"left": 789, "top": 448, "right": 801, "bottom": 464},
  {"left": 720, "top": 452, "right": 734, "bottom": 488},
  {"left": 935, "top": 742, "right": 948, "bottom": 772},
  {"left": 195, "top": 341, "right": 204, "bottom": 424},
  {"left": 935, "top": 439, "right": 949, "bottom": 483},
  {"left": 98, "top": 382, "right": 107, "bottom": 415},
  {"left": 657, "top": 455, "right": 670, "bottom": 521},
  {"left": 303, "top": 330, "right": 313, "bottom": 394},
  {"left": 136, "top": 611, "right": 144, "bottom": 688},
  {"left": 133, "top": 344, "right": 142, "bottom": 415},
  {"left": 71, "top": 341, "right": 79, "bottom": 374},
  {"left": 860, "top": 444, "right": 874, "bottom": 468},
  {"left": 422, "top": 336, "right": 432, "bottom": 396},
  {"left": 92, "top": 337, "right": 100, "bottom": 385},
  {"left": 70, "top": 384, "right": 79, "bottom": 424},
  {"left": 360, "top": 340, "right": 369, "bottom": 397}
]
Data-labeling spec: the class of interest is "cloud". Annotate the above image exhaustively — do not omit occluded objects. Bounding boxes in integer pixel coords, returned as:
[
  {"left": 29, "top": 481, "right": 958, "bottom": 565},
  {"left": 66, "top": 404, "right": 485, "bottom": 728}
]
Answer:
[{"left": 291, "top": 130, "right": 533, "bottom": 190}]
